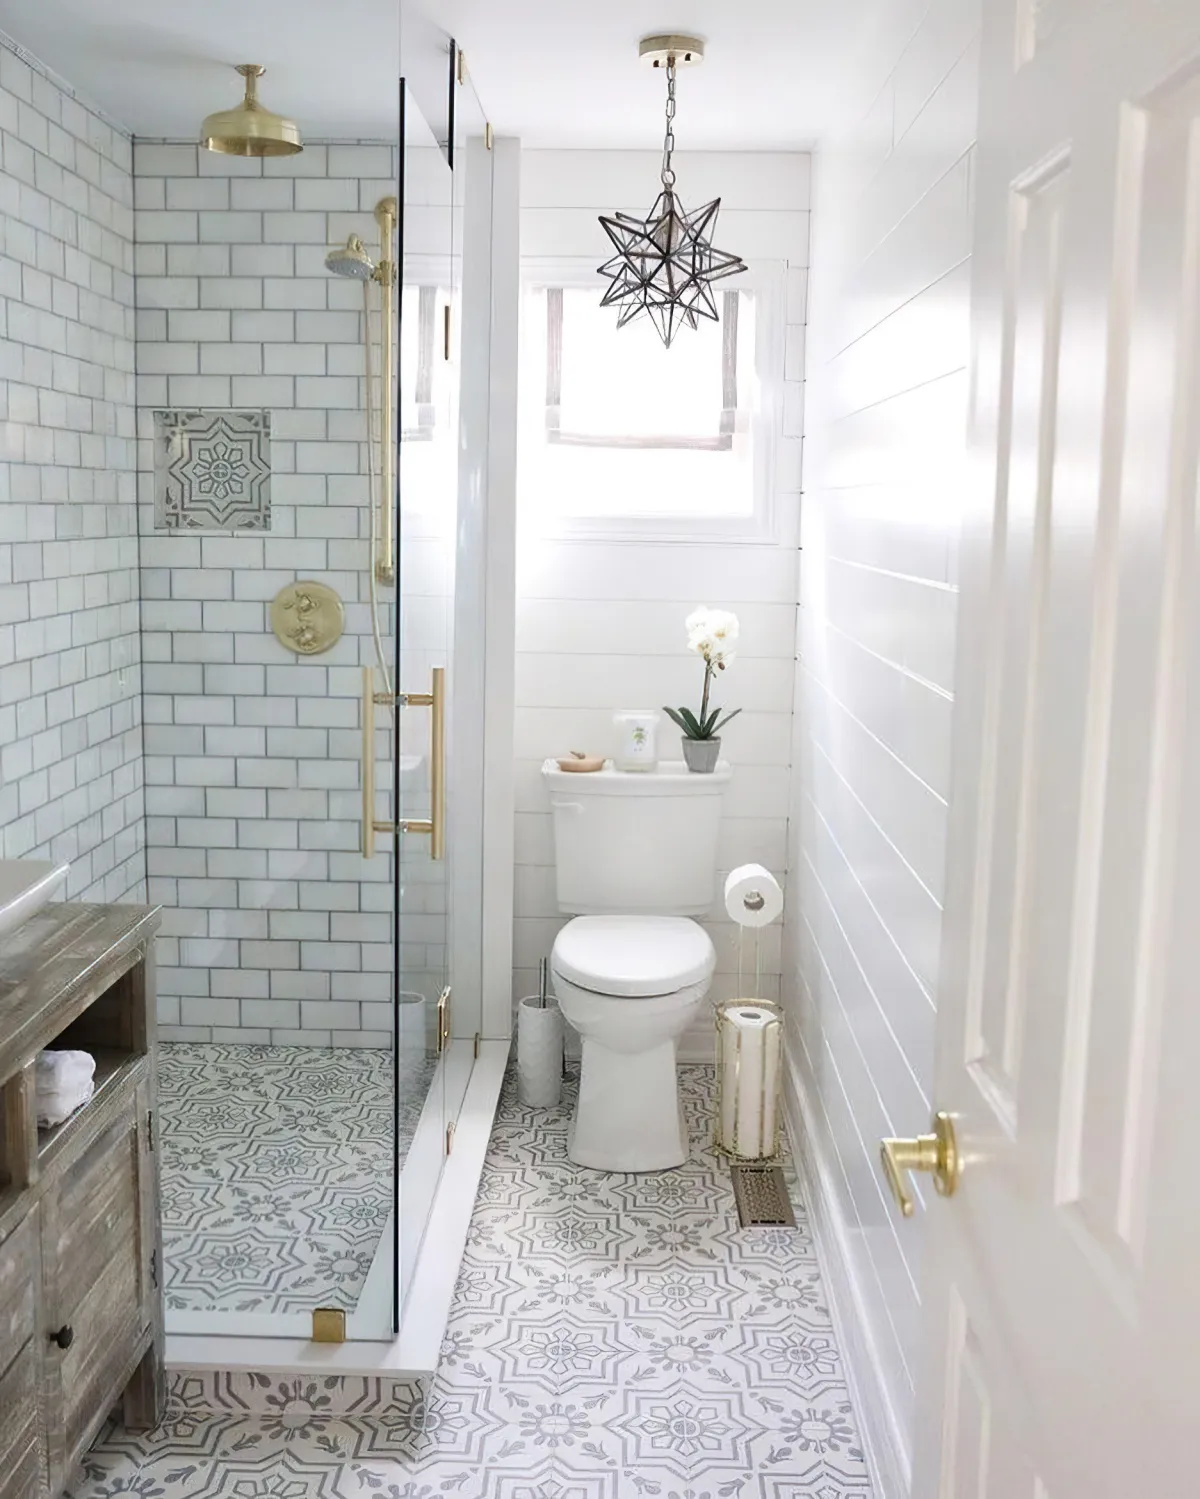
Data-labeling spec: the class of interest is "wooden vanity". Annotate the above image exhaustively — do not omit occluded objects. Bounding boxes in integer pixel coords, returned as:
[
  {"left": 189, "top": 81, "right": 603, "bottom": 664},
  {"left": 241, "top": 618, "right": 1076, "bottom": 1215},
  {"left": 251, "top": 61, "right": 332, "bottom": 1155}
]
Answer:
[{"left": 0, "top": 903, "right": 163, "bottom": 1499}]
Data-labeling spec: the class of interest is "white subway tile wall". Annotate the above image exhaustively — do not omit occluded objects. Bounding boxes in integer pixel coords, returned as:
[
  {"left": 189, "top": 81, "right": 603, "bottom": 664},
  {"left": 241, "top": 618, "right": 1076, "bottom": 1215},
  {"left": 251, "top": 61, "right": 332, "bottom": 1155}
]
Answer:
[
  {"left": 514, "top": 151, "right": 809, "bottom": 1057},
  {"left": 0, "top": 46, "right": 145, "bottom": 903},
  {"left": 790, "top": 0, "right": 981, "bottom": 1481},
  {"left": 133, "top": 141, "right": 447, "bottom": 1047}
]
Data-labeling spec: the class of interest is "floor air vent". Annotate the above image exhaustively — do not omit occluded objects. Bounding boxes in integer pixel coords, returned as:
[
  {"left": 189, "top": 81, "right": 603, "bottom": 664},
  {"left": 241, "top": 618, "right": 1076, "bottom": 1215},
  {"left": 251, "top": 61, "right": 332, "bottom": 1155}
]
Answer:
[{"left": 730, "top": 1162, "right": 796, "bottom": 1228}]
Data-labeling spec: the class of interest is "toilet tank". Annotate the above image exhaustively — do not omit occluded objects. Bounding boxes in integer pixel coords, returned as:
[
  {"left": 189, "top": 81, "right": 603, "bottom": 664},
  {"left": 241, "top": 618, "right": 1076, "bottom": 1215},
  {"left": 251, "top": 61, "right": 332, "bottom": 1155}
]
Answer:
[{"left": 541, "top": 759, "right": 731, "bottom": 916}]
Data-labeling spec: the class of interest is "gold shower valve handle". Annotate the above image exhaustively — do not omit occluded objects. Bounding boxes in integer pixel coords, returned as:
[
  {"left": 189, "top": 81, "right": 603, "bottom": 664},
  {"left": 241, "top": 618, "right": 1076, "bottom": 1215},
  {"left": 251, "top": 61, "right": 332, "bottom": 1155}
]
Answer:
[{"left": 880, "top": 1111, "right": 960, "bottom": 1218}]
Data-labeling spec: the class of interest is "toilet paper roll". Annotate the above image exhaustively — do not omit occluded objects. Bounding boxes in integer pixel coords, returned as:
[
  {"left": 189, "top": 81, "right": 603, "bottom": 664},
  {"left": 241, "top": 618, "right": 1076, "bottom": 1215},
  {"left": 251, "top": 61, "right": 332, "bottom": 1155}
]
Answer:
[
  {"left": 724, "top": 864, "right": 783, "bottom": 928},
  {"left": 718, "top": 1003, "right": 782, "bottom": 1159}
]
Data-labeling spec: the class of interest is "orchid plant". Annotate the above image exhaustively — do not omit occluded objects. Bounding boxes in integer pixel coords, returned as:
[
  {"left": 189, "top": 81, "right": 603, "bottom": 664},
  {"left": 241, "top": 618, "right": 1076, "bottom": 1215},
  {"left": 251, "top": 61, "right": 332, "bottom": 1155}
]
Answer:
[{"left": 664, "top": 607, "right": 742, "bottom": 741}]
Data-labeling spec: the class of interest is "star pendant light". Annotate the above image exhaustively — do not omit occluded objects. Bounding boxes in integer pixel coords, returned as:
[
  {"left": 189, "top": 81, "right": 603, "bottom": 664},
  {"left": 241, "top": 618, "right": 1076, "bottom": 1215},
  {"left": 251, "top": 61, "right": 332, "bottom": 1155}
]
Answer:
[{"left": 598, "top": 35, "right": 746, "bottom": 348}]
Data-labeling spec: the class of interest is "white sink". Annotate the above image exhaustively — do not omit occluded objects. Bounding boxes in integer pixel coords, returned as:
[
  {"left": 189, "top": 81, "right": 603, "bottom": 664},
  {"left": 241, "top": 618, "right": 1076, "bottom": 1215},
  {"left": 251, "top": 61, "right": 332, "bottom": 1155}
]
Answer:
[{"left": 0, "top": 859, "right": 70, "bottom": 940}]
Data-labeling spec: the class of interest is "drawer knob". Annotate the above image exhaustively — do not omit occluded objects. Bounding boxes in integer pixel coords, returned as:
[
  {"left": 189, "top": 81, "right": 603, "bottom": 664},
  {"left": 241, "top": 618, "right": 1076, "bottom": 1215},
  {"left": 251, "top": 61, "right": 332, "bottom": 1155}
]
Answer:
[{"left": 50, "top": 1325, "right": 74, "bottom": 1350}]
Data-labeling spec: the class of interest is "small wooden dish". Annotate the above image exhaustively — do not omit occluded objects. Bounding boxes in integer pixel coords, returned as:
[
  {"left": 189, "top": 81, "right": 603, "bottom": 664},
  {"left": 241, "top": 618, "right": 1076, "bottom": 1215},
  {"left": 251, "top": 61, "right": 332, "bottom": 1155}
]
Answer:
[{"left": 556, "top": 754, "right": 605, "bottom": 773}]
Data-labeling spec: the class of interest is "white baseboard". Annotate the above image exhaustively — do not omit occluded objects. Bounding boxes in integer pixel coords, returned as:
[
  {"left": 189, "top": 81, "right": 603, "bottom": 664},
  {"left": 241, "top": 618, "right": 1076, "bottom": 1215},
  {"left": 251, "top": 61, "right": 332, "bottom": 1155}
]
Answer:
[{"left": 782, "top": 1043, "right": 910, "bottom": 1499}]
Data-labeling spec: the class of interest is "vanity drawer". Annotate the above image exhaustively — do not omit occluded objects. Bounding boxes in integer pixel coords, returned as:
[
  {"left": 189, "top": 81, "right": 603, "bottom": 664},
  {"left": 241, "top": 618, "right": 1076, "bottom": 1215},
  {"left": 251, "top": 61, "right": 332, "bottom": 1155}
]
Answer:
[
  {"left": 0, "top": 1336, "right": 42, "bottom": 1499},
  {"left": 40, "top": 1106, "right": 146, "bottom": 1491},
  {"left": 0, "top": 1212, "right": 37, "bottom": 1371}
]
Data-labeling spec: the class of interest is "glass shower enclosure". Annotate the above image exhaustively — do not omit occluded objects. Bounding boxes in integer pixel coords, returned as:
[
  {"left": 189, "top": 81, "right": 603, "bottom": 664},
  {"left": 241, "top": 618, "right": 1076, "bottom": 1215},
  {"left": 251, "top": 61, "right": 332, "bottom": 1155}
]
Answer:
[{"left": 140, "top": 25, "right": 492, "bottom": 1346}]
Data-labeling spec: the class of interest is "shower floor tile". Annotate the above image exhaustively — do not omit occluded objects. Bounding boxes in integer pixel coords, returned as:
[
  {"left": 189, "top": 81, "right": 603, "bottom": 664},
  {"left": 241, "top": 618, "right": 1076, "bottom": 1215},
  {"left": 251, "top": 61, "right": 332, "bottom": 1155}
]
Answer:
[
  {"left": 158, "top": 1043, "right": 436, "bottom": 1316},
  {"left": 72, "top": 1065, "right": 874, "bottom": 1497}
]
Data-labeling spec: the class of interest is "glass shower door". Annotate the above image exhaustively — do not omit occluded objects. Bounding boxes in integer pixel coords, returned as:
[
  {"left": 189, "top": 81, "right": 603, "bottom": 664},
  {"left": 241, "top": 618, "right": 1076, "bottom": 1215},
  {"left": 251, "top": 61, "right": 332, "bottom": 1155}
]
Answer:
[
  {"left": 146, "top": 14, "right": 493, "bottom": 1350},
  {"left": 392, "top": 47, "right": 494, "bottom": 1317},
  {"left": 147, "top": 51, "right": 404, "bottom": 1343},
  {"left": 393, "top": 78, "right": 454, "bottom": 1304},
  {"left": 438, "top": 59, "right": 491, "bottom": 1147}
]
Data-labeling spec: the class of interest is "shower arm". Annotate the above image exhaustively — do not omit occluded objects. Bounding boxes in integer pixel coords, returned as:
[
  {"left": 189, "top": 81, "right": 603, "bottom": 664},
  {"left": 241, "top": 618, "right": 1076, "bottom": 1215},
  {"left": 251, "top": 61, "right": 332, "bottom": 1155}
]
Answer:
[{"left": 374, "top": 196, "right": 397, "bottom": 588}]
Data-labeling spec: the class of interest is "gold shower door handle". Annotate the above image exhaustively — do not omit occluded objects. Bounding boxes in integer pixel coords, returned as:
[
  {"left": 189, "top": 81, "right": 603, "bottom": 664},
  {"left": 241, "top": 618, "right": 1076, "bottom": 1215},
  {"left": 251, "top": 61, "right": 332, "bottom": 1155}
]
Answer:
[
  {"left": 880, "top": 1111, "right": 960, "bottom": 1218},
  {"left": 399, "top": 665, "right": 445, "bottom": 860},
  {"left": 361, "top": 666, "right": 396, "bottom": 859},
  {"left": 436, "top": 986, "right": 451, "bottom": 1054},
  {"left": 361, "top": 665, "right": 446, "bottom": 859}
]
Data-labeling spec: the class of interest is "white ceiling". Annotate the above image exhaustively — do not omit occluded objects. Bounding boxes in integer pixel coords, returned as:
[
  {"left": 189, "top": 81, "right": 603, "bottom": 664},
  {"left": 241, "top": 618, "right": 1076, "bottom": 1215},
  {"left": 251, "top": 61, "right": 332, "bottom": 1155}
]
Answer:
[
  {"left": 0, "top": 0, "right": 850, "bottom": 148},
  {"left": 425, "top": 0, "right": 852, "bottom": 149}
]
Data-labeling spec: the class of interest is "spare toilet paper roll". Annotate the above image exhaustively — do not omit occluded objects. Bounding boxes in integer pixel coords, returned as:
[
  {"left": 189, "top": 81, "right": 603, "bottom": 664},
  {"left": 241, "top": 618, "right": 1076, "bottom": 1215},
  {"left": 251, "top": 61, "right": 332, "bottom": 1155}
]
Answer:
[
  {"left": 724, "top": 864, "right": 783, "bottom": 928},
  {"left": 719, "top": 1004, "right": 782, "bottom": 1159}
]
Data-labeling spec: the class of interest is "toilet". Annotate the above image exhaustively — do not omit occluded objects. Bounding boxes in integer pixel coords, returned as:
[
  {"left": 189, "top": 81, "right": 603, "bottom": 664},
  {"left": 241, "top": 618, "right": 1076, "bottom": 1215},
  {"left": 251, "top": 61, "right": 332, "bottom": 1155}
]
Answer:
[{"left": 541, "top": 758, "right": 731, "bottom": 1171}]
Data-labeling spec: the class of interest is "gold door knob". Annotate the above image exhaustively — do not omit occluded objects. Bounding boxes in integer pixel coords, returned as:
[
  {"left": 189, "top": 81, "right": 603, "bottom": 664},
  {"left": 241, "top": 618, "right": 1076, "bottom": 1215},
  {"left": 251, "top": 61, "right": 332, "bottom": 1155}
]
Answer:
[{"left": 880, "top": 1111, "right": 960, "bottom": 1218}]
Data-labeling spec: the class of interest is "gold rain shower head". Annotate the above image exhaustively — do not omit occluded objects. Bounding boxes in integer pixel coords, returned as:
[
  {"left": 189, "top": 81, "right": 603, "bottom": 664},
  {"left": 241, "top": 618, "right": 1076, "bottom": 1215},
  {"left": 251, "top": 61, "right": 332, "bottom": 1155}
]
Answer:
[{"left": 200, "top": 64, "right": 302, "bottom": 157}]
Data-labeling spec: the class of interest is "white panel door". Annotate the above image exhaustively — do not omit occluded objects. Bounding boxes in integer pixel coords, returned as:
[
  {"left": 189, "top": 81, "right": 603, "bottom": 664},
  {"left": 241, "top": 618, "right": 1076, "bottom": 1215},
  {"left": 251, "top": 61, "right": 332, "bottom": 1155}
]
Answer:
[{"left": 904, "top": 2, "right": 1200, "bottom": 1494}]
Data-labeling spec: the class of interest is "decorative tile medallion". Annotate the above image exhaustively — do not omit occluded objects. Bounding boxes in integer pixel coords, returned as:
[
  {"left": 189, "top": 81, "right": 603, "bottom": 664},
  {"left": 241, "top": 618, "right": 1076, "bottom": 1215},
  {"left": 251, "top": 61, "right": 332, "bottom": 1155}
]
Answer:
[
  {"left": 71, "top": 1066, "right": 874, "bottom": 1499},
  {"left": 153, "top": 409, "right": 272, "bottom": 531}
]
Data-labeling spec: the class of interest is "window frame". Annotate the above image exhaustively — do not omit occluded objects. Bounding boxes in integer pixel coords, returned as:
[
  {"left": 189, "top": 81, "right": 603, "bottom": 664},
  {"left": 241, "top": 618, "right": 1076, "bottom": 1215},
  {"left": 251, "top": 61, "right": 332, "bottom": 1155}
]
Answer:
[{"left": 519, "top": 258, "right": 786, "bottom": 544}]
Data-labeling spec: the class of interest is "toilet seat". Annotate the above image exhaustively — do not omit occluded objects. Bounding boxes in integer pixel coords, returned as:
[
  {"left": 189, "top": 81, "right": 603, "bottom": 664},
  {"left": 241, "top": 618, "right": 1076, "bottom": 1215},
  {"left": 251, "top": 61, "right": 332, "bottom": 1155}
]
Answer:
[{"left": 552, "top": 915, "right": 714, "bottom": 998}]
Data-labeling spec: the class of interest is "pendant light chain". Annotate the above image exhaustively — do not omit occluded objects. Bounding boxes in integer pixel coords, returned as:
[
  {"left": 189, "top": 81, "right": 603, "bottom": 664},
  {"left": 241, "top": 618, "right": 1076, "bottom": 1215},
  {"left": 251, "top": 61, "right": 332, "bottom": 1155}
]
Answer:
[{"left": 661, "top": 57, "right": 677, "bottom": 189}]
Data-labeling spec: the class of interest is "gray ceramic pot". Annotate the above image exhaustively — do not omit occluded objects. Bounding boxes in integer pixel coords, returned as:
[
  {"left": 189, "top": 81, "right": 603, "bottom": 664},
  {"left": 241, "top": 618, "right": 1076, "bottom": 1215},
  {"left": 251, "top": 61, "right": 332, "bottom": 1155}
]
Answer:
[{"left": 681, "top": 736, "right": 721, "bottom": 773}]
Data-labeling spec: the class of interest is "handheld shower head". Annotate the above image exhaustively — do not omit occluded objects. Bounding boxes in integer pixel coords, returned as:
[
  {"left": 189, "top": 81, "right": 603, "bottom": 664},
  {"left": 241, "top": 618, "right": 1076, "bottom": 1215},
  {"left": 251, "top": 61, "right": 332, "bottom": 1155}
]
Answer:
[{"left": 325, "top": 235, "right": 376, "bottom": 280}]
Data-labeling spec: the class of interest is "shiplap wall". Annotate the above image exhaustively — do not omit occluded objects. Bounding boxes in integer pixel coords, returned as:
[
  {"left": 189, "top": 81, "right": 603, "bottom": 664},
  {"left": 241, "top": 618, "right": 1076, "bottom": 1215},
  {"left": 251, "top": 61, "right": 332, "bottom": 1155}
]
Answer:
[
  {"left": 514, "top": 150, "right": 809, "bottom": 1054},
  {"left": 0, "top": 41, "right": 145, "bottom": 903},
  {"left": 787, "top": 1, "right": 982, "bottom": 1491}
]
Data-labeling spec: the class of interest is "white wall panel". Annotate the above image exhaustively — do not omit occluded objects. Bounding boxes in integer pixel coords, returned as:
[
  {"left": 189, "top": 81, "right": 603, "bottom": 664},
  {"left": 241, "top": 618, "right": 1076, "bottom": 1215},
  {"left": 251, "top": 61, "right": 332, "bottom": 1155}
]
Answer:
[{"left": 787, "top": 2, "right": 981, "bottom": 1492}]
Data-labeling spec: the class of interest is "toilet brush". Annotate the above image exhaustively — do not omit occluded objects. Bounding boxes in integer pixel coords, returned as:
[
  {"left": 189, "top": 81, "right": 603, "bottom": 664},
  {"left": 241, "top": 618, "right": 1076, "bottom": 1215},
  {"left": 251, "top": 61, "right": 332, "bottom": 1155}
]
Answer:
[{"left": 518, "top": 957, "right": 562, "bottom": 1108}]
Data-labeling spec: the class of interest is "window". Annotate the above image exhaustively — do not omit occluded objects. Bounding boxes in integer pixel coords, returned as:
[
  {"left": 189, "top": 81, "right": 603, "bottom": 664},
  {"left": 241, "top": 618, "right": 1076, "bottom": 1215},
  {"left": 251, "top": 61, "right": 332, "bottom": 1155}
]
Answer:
[
  {"left": 400, "top": 283, "right": 450, "bottom": 442},
  {"left": 398, "top": 280, "right": 454, "bottom": 524},
  {"left": 519, "top": 266, "right": 783, "bottom": 539}
]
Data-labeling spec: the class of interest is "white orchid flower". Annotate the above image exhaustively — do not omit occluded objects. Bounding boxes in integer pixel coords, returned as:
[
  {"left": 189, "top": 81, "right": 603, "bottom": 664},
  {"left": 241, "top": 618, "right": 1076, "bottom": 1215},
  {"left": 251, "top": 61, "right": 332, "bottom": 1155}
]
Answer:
[
  {"left": 686, "top": 607, "right": 712, "bottom": 648},
  {"left": 707, "top": 609, "right": 739, "bottom": 645},
  {"left": 686, "top": 606, "right": 739, "bottom": 665}
]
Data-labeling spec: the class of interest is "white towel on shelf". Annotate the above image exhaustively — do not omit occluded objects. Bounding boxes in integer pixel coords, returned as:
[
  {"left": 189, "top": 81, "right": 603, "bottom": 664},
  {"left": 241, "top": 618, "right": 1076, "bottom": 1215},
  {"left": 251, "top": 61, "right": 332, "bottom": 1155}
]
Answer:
[
  {"left": 35, "top": 1049, "right": 97, "bottom": 1127},
  {"left": 37, "top": 1078, "right": 95, "bottom": 1128},
  {"left": 37, "top": 1048, "right": 96, "bottom": 1083}
]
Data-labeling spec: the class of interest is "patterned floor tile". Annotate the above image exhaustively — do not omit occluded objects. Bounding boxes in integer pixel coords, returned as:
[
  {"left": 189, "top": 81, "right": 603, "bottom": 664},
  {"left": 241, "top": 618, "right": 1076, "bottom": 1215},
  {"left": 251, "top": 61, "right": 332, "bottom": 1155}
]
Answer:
[
  {"left": 75, "top": 1066, "right": 873, "bottom": 1499},
  {"left": 158, "top": 1044, "right": 436, "bottom": 1315}
]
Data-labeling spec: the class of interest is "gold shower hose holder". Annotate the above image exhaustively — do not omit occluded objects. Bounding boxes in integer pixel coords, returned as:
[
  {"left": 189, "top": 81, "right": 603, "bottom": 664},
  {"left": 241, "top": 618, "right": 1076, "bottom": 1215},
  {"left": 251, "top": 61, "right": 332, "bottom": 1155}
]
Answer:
[{"left": 361, "top": 664, "right": 445, "bottom": 860}]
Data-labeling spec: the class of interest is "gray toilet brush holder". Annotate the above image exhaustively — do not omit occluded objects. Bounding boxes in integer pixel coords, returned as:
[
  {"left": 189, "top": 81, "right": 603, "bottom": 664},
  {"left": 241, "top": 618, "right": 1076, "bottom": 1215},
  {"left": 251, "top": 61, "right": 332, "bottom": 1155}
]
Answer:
[{"left": 518, "top": 959, "right": 563, "bottom": 1108}]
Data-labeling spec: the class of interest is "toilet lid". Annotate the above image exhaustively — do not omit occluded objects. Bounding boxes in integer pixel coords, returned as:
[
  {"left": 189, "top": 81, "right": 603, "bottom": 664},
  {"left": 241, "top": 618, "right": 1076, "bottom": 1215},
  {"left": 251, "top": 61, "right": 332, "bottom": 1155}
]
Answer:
[{"left": 552, "top": 915, "right": 715, "bottom": 998}]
